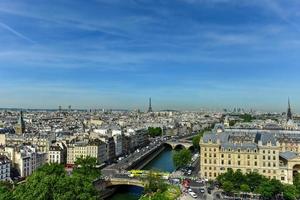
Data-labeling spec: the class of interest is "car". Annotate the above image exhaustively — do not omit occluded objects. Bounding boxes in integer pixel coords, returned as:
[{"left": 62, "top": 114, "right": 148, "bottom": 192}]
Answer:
[
  {"left": 188, "top": 188, "right": 193, "bottom": 192},
  {"left": 189, "top": 191, "right": 198, "bottom": 198},
  {"left": 199, "top": 188, "right": 205, "bottom": 193}
]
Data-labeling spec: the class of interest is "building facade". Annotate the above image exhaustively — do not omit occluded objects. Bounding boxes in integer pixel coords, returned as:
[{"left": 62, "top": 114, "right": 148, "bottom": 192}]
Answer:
[
  {"left": 66, "top": 139, "right": 107, "bottom": 165},
  {"left": 0, "top": 155, "right": 10, "bottom": 181},
  {"left": 200, "top": 125, "right": 300, "bottom": 184}
]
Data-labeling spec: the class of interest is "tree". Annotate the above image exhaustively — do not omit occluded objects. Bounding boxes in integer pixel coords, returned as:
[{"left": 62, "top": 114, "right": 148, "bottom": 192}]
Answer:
[
  {"left": 73, "top": 156, "right": 101, "bottom": 181},
  {"left": 240, "top": 184, "right": 250, "bottom": 193},
  {"left": 148, "top": 127, "right": 162, "bottom": 137},
  {"left": 293, "top": 172, "right": 300, "bottom": 190},
  {"left": 223, "top": 181, "right": 234, "bottom": 194},
  {"left": 283, "top": 184, "right": 299, "bottom": 200},
  {"left": 172, "top": 149, "right": 192, "bottom": 169},
  {"left": 256, "top": 179, "right": 282, "bottom": 199},
  {"left": 0, "top": 181, "right": 13, "bottom": 200},
  {"left": 192, "top": 134, "right": 201, "bottom": 150},
  {"left": 13, "top": 159, "right": 100, "bottom": 200},
  {"left": 143, "top": 170, "right": 168, "bottom": 194},
  {"left": 192, "top": 130, "right": 205, "bottom": 150}
]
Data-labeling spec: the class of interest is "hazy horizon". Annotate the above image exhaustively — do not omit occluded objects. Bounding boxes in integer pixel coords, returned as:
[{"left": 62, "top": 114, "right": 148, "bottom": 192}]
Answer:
[{"left": 1, "top": 0, "right": 300, "bottom": 111}]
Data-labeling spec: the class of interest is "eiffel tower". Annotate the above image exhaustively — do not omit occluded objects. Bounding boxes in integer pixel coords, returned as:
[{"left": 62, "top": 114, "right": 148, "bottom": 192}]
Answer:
[{"left": 148, "top": 98, "right": 153, "bottom": 113}]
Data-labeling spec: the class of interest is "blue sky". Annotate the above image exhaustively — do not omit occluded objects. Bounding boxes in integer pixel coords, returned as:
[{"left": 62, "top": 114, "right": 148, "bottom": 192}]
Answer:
[{"left": 0, "top": 0, "right": 300, "bottom": 111}]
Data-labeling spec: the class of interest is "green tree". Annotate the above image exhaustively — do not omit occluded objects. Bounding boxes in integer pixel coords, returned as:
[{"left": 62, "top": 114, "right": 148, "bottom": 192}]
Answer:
[
  {"left": 293, "top": 172, "right": 300, "bottom": 190},
  {"left": 13, "top": 159, "right": 100, "bottom": 200},
  {"left": 148, "top": 127, "right": 162, "bottom": 137},
  {"left": 283, "top": 184, "right": 299, "bottom": 200},
  {"left": 256, "top": 179, "right": 282, "bottom": 199},
  {"left": 192, "top": 130, "right": 205, "bottom": 150},
  {"left": 223, "top": 181, "right": 234, "bottom": 194},
  {"left": 240, "top": 184, "right": 250, "bottom": 193},
  {"left": 172, "top": 149, "right": 192, "bottom": 169},
  {"left": 143, "top": 171, "right": 168, "bottom": 194},
  {"left": 0, "top": 181, "right": 13, "bottom": 200},
  {"left": 73, "top": 156, "right": 101, "bottom": 181}
]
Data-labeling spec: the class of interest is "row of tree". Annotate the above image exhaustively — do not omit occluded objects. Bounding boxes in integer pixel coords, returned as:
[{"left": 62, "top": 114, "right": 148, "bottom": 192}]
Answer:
[
  {"left": 0, "top": 156, "right": 101, "bottom": 200},
  {"left": 148, "top": 127, "right": 163, "bottom": 137},
  {"left": 141, "top": 171, "right": 180, "bottom": 200},
  {"left": 192, "top": 127, "right": 212, "bottom": 150},
  {"left": 217, "top": 169, "right": 299, "bottom": 200},
  {"left": 172, "top": 149, "right": 192, "bottom": 169}
]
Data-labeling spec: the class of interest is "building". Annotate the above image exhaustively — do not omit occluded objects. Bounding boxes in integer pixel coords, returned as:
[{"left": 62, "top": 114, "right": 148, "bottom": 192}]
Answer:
[
  {"left": 3, "top": 145, "right": 47, "bottom": 177},
  {"left": 66, "top": 139, "right": 107, "bottom": 165},
  {"left": 48, "top": 142, "right": 67, "bottom": 164},
  {"left": 0, "top": 155, "right": 10, "bottom": 181},
  {"left": 14, "top": 111, "right": 25, "bottom": 135},
  {"left": 200, "top": 125, "right": 300, "bottom": 184}
]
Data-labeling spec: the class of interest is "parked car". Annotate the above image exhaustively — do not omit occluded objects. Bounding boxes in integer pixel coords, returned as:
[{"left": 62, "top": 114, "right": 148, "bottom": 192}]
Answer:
[{"left": 189, "top": 191, "right": 198, "bottom": 198}]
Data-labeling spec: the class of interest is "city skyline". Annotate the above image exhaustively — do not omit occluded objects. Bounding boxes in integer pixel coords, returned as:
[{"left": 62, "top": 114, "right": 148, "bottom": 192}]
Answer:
[{"left": 1, "top": 0, "right": 300, "bottom": 111}]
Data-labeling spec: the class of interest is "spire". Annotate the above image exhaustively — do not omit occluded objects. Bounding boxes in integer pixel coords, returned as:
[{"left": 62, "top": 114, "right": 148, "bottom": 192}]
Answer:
[
  {"left": 287, "top": 98, "right": 292, "bottom": 121},
  {"left": 148, "top": 97, "right": 153, "bottom": 113}
]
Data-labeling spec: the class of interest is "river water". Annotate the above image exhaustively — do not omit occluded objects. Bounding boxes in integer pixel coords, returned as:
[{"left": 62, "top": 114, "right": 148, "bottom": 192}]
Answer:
[{"left": 108, "top": 146, "right": 175, "bottom": 200}]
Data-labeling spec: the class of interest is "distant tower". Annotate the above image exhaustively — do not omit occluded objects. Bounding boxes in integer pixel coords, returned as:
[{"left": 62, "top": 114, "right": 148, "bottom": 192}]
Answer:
[
  {"left": 148, "top": 98, "right": 153, "bottom": 113},
  {"left": 68, "top": 105, "right": 72, "bottom": 112},
  {"left": 59, "top": 105, "right": 62, "bottom": 112},
  {"left": 287, "top": 98, "right": 292, "bottom": 121},
  {"left": 15, "top": 111, "right": 25, "bottom": 135}
]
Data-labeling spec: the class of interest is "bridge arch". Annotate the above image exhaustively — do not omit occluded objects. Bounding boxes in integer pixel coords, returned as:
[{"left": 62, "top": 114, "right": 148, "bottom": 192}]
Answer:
[
  {"left": 174, "top": 144, "right": 186, "bottom": 150},
  {"left": 163, "top": 142, "right": 173, "bottom": 149}
]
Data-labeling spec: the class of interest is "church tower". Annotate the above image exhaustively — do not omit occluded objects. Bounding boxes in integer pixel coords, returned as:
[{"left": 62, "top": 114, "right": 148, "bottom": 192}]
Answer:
[
  {"left": 287, "top": 98, "right": 293, "bottom": 121},
  {"left": 15, "top": 111, "right": 25, "bottom": 135},
  {"left": 148, "top": 98, "right": 153, "bottom": 113}
]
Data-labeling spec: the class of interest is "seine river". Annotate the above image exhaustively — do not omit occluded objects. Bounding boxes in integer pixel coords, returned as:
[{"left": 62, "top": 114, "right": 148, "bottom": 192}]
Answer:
[{"left": 108, "top": 146, "right": 175, "bottom": 200}]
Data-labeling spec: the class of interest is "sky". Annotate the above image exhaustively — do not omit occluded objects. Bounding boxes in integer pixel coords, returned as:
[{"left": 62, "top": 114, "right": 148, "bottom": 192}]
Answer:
[{"left": 0, "top": 0, "right": 300, "bottom": 111}]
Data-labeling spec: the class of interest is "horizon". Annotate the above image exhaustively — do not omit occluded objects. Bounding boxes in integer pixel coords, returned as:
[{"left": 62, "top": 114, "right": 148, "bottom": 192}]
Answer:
[{"left": 1, "top": 0, "right": 300, "bottom": 111}]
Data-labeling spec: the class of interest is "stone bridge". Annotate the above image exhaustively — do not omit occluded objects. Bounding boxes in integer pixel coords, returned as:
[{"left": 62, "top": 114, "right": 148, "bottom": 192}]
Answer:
[
  {"left": 94, "top": 177, "right": 144, "bottom": 190},
  {"left": 163, "top": 141, "right": 194, "bottom": 150}
]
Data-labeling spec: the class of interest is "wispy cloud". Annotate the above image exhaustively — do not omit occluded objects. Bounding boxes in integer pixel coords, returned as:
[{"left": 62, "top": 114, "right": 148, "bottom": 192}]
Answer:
[{"left": 0, "top": 22, "right": 35, "bottom": 43}]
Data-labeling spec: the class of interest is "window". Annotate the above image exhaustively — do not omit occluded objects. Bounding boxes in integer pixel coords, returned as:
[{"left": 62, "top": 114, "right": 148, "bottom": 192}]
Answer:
[
  {"left": 238, "top": 149, "right": 241, "bottom": 152},
  {"left": 247, "top": 161, "right": 250, "bottom": 166},
  {"left": 221, "top": 154, "right": 224, "bottom": 158},
  {"left": 228, "top": 154, "right": 231, "bottom": 159},
  {"left": 228, "top": 160, "right": 231, "bottom": 165},
  {"left": 281, "top": 177, "right": 285, "bottom": 181},
  {"left": 247, "top": 155, "right": 250, "bottom": 159},
  {"left": 238, "top": 154, "right": 240, "bottom": 159},
  {"left": 254, "top": 161, "right": 257, "bottom": 166},
  {"left": 221, "top": 160, "right": 224, "bottom": 165},
  {"left": 238, "top": 161, "right": 240, "bottom": 165},
  {"left": 254, "top": 155, "right": 257, "bottom": 159}
]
